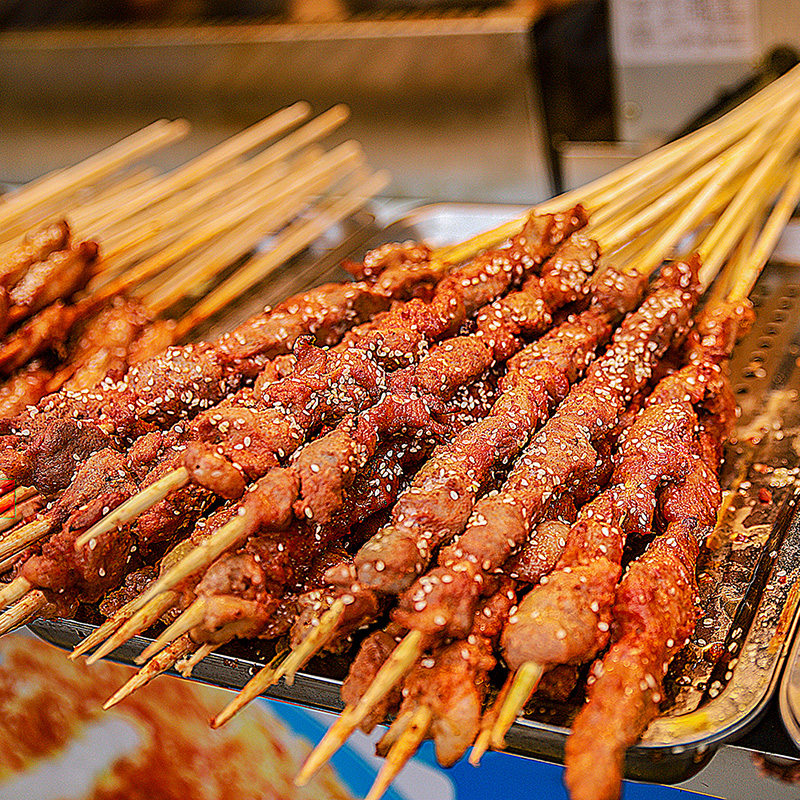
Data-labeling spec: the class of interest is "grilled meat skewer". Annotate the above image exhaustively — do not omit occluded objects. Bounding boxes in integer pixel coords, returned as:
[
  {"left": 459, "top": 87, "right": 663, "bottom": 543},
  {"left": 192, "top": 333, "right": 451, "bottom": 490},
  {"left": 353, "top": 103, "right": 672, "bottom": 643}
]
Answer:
[
  {"left": 281, "top": 258, "right": 639, "bottom": 681},
  {"left": 97, "top": 207, "right": 587, "bottom": 622},
  {"left": 295, "top": 256, "right": 701, "bottom": 782},
  {"left": 562, "top": 299, "right": 752, "bottom": 800},
  {"left": 0, "top": 280, "right": 393, "bottom": 493}
]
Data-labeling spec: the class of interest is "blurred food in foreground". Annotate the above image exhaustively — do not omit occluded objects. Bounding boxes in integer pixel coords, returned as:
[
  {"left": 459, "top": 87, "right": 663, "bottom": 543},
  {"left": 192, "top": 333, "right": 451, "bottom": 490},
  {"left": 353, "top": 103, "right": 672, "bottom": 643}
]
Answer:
[{"left": 0, "top": 635, "right": 353, "bottom": 800}]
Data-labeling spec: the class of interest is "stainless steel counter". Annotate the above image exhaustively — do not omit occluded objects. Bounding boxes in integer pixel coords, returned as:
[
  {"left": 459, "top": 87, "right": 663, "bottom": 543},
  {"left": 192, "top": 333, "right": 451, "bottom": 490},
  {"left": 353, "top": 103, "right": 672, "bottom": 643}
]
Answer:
[{"left": 0, "top": 15, "right": 551, "bottom": 203}]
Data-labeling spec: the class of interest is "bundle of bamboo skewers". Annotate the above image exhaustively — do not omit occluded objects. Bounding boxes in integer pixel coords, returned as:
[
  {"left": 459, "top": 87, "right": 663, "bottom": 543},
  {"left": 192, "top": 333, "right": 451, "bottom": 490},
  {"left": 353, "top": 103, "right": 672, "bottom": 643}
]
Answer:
[
  {"left": 2, "top": 67, "right": 800, "bottom": 800},
  {"left": 0, "top": 101, "right": 388, "bottom": 524}
]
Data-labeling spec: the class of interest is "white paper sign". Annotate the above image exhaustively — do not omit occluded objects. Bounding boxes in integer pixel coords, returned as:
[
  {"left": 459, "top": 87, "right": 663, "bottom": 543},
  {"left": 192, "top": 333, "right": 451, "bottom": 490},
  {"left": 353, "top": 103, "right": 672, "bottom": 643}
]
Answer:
[{"left": 611, "top": 0, "right": 759, "bottom": 64}]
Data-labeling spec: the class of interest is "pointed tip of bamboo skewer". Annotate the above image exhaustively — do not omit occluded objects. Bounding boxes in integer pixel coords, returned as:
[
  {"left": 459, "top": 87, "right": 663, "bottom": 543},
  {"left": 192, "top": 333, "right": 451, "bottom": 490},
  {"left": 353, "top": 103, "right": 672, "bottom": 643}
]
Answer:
[
  {"left": 135, "top": 597, "right": 207, "bottom": 664},
  {"left": 176, "top": 642, "right": 215, "bottom": 677},
  {"left": 489, "top": 661, "right": 544, "bottom": 751},
  {"left": 82, "top": 591, "right": 178, "bottom": 665},
  {"left": 0, "top": 576, "right": 32, "bottom": 610},
  {"left": 295, "top": 706, "right": 360, "bottom": 786},
  {"left": 103, "top": 634, "right": 196, "bottom": 710},
  {"left": 469, "top": 671, "right": 516, "bottom": 766},
  {"left": 71, "top": 615, "right": 126, "bottom": 661},
  {"left": 0, "top": 518, "right": 50, "bottom": 562},
  {"left": 0, "top": 590, "right": 48, "bottom": 636},
  {"left": 75, "top": 467, "right": 190, "bottom": 550},
  {"left": 365, "top": 706, "right": 433, "bottom": 800},
  {"left": 296, "top": 629, "right": 425, "bottom": 786},
  {"left": 273, "top": 597, "right": 345, "bottom": 688},
  {"left": 468, "top": 728, "right": 492, "bottom": 767},
  {"left": 211, "top": 647, "right": 290, "bottom": 729}
]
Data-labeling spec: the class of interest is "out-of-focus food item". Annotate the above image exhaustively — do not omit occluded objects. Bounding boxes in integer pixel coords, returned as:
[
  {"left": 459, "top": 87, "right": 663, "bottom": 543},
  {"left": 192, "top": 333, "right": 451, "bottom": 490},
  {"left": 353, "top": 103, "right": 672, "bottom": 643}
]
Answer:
[{"left": 0, "top": 634, "right": 353, "bottom": 800}]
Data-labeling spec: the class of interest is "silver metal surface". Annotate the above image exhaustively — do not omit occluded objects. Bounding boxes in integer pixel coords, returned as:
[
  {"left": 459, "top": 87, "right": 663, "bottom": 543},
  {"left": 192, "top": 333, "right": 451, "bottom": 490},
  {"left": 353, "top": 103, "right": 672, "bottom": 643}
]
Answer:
[
  {"left": 0, "top": 16, "right": 550, "bottom": 203},
  {"left": 31, "top": 203, "right": 800, "bottom": 786}
]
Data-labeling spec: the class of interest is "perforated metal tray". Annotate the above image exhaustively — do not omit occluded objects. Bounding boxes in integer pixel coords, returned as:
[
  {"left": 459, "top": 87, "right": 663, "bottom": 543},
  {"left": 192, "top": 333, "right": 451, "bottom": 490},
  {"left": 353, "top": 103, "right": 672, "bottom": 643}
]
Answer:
[{"left": 31, "top": 204, "right": 800, "bottom": 785}]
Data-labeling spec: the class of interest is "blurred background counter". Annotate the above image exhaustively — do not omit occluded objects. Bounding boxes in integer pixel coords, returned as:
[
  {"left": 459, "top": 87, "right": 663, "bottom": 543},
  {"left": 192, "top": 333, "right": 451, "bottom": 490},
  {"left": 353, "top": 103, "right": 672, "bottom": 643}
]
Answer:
[{"left": 2, "top": 0, "right": 798, "bottom": 203}]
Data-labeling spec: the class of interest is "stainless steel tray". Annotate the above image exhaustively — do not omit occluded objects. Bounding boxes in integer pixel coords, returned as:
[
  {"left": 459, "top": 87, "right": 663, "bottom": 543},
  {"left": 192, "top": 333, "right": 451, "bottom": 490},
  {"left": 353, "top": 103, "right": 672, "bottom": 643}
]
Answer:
[{"left": 30, "top": 203, "right": 800, "bottom": 786}]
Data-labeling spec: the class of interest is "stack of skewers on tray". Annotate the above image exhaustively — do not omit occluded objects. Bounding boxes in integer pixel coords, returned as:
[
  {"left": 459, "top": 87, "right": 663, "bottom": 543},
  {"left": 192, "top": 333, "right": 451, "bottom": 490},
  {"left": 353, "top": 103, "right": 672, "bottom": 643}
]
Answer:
[
  {"left": 0, "top": 102, "right": 388, "bottom": 527},
  {"left": 3, "top": 66, "right": 800, "bottom": 800}
]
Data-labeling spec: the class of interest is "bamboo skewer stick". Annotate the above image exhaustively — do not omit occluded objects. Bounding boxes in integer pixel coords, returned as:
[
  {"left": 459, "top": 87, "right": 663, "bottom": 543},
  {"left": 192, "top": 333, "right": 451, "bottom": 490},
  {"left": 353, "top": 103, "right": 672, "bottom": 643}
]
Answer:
[
  {"left": 469, "top": 675, "right": 515, "bottom": 766},
  {"left": 0, "top": 590, "right": 48, "bottom": 636},
  {"left": 176, "top": 643, "right": 217, "bottom": 677},
  {"left": 88, "top": 104, "right": 346, "bottom": 248},
  {"left": 365, "top": 707, "right": 433, "bottom": 800},
  {"left": 102, "top": 635, "right": 197, "bottom": 710},
  {"left": 135, "top": 598, "right": 208, "bottom": 664},
  {"left": 75, "top": 468, "right": 191, "bottom": 550},
  {"left": 210, "top": 649, "right": 289, "bottom": 728},
  {"left": 594, "top": 138, "right": 756, "bottom": 253},
  {"left": 71, "top": 103, "right": 312, "bottom": 241},
  {"left": 92, "top": 151, "right": 296, "bottom": 273},
  {"left": 173, "top": 167, "right": 391, "bottom": 339},
  {"left": 64, "top": 170, "right": 164, "bottom": 241},
  {"left": 142, "top": 148, "right": 358, "bottom": 313},
  {"left": 211, "top": 598, "right": 346, "bottom": 728},
  {"left": 87, "top": 142, "right": 361, "bottom": 307},
  {"left": 622, "top": 111, "right": 795, "bottom": 278},
  {"left": 437, "top": 64, "right": 800, "bottom": 265},
  {"left": 295, "top": 630, "right": 425, "bottom": 787},
  {"left": 0, "top": 119, "right": 190, "bottom": 232},
  {"left": 0, "top": 575, "right": 32, "bottom": 609},
  {"left": 0, "top": 168, "right": 162, "bottom": 254},
  {"left": 0, "top": 519, "right": 49, "bottom": 562},
  {"left": 706, "top": 216, "right": 762, "bottom": 307},
  {"left": 79, "top": 592, "right": 180, "bottom": 664},
  {"left": 728, "top": 159, "right": 800, "bottom": 302},
  {"left": 698, "top": 108, "right": 800, "bottom": 284},
  {"left": 0, "top": 513, "right": 24, "bottom": 537},
  {"left": 486, "top": 662, "right": 544, "bottom": 750},
  {"left": 587, "top": 75, "right": 800, "bottom": 235}
]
